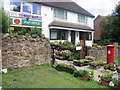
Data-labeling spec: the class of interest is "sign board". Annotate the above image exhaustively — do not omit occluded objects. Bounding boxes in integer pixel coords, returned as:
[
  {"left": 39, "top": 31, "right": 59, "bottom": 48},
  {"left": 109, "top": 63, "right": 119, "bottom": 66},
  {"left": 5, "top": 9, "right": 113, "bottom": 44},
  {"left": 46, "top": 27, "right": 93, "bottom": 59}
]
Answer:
[
  {"left": 9, "top": 12, "right": 42, "bottom": 20},
  {"left": 22, "top": 20, "right": 42, "bottom": 26},
  {"left": 19, "top": 13, "right": 42, "bottom": 20},
  {"left": 9, "top": 17, "right": 42, "bottom": 26},
  {"left": 76, "top": 46, "right": 82, "bottom": 50}
]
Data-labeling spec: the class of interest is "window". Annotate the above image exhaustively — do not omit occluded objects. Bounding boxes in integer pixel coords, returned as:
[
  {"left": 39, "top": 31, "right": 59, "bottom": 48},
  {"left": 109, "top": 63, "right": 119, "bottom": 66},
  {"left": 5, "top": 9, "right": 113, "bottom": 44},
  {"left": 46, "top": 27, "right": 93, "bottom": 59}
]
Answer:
[
  {"left": 50, "top": 30, "right": 68, "bottom": 40},
  {"left": 79, "top": 31, "right": 92, "bottom": 40},
  {"left": 50, "top": 30, "right": 57, "bottom": 39},
  {"left": 54, "top": 8, "right": 67, "bottom": 19},
  {"left": 10, "top": 0, "right": 21, "bottom": 12},
  {"left": 78, "top": 14, "right": 87, "bottom": 24},
  {"left": 33, "top": 4, "right": 41, "bottom": 15},
  {"left": 23, "top": 2, "right": 32, "bottom": 13}
]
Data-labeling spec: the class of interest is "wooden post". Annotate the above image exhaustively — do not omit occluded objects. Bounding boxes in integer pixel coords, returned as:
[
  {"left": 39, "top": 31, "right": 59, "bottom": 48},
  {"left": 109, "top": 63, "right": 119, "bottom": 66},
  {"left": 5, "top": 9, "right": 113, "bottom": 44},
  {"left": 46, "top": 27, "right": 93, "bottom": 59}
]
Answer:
[{"left": 80, "top": 40, "right": 86, "bottom": 59}]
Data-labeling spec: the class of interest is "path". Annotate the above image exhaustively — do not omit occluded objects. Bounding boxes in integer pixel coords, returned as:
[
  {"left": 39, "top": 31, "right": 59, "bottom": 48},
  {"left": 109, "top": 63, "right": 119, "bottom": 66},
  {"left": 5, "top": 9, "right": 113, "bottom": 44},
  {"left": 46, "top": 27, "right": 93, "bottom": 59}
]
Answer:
[{"left": 56, "top": 59, "right": 118, "bottom": 82}]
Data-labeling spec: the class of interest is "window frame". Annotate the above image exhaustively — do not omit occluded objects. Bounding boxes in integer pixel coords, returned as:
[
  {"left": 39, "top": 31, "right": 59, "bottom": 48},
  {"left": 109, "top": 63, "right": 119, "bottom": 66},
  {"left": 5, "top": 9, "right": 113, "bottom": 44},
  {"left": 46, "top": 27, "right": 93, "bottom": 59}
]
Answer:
[
  {"left": 50, "top": 30, "right": 68, "bottom": 40},
  {"left": 10, "top": 0, "right": 21, "bottom": 12},
  {"left": 32, "top": 3, "right": 41, "bottom": 15},
  {"left": 78, "top": 14, "right": 88, "bottom": 24},
  {"left": 79, "top": 31, "right": 92, "bottom": 40},
  {"left": 54, "top": 8, "right": 67, "bottom": 20}
]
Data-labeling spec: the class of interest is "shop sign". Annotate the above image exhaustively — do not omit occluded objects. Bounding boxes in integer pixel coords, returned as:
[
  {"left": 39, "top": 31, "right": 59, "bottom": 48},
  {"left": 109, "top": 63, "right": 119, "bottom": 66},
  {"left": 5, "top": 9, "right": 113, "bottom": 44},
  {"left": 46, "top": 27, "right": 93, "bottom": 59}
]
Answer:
[
  {"left": 22, "top": 20, "right": 42, "bottom": 26},
  {"left": 9, "top": 12, "right": 19, "bottom": 17},
  {"left": 19, "top": 13, "right": 42, "bottom": 20},
  {"left": 13, "top": 18, "right": 21, "bottom": 25}
]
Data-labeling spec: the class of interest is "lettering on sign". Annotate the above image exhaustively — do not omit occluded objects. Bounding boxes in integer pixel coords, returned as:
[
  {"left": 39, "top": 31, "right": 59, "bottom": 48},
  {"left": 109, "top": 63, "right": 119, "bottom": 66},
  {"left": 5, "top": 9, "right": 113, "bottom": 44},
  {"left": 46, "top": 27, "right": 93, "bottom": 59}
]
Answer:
[{"left": 19, "top": 14, "right": 42, "bottom": 20}]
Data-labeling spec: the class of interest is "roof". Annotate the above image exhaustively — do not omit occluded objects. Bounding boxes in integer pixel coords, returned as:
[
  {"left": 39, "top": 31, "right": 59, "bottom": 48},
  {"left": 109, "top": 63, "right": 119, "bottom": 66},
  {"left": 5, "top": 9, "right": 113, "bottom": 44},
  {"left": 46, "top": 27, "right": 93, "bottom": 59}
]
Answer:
[
  {"left": 49, "top": 20, "right": 94, "bottom": 31},
  {"left": 27, "top": 0, "right": 94, "bottom": 18}
]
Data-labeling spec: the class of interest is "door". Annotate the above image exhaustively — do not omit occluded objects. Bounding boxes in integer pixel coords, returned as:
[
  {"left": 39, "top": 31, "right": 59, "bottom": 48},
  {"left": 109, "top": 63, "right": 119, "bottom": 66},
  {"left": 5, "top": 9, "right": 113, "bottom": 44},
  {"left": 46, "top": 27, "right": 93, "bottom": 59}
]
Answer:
[{"left": 71, "top": 31, "right": 75, "bottom": 45}]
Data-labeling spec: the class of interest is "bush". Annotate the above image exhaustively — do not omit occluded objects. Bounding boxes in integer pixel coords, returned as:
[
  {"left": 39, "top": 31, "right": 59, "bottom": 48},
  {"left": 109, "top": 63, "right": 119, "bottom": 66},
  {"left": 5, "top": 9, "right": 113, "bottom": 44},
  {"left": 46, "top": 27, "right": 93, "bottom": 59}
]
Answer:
[
  {"left": 0, "top": 8, "right": 10, "bottom": 33},
  {"left": 104, "top": 63, "right": 117, "bottom": 71},
  {"left": 73, "top": 59, "right": 91, "bottom": 66},
  {"left": 29, "top": 26, "right": 42, "bottom": 37},
  {"left": 74, "top": 70, "right": 94, "bottom": 80},
  {"left": 17, "top": 28, "right": 27, "bottom": 35},
  {"left": 100, "top": 73, "right": 113, "bottom": 81},
  {"left": 55, "top": 63, "right": 76, "bottom": 74},
  {"left": 68, "top": 56, "right": 76, "bottom": 61},
  {"left": 85, "top": 56, "right": 95, "bottom": 61}
]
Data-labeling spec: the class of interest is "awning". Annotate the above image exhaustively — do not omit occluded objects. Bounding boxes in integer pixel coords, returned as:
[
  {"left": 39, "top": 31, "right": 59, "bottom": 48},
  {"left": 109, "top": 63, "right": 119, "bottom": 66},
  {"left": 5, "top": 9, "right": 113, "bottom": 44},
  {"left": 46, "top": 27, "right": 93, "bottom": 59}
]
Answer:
[{"left": 49, "top": 20, "right": 94, "bottom": 31}]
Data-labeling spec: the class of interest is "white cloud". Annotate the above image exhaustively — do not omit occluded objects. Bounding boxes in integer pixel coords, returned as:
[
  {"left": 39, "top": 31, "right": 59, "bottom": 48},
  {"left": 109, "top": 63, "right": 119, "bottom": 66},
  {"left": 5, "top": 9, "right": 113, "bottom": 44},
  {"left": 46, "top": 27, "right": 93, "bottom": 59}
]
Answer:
[{"left": 72, "top": 0, "right": 119, "bottom": 17}]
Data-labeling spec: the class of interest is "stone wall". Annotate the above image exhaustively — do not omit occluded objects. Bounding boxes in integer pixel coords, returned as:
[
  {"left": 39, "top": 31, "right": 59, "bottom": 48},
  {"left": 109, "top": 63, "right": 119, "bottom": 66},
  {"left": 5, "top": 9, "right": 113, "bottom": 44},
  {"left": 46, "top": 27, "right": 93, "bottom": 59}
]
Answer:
[
  {"left": 87, "top": 46, "right": 119, "bottom": 60},
  {"left": 2, "top": 34, "right": 51, "bottom": 68}
]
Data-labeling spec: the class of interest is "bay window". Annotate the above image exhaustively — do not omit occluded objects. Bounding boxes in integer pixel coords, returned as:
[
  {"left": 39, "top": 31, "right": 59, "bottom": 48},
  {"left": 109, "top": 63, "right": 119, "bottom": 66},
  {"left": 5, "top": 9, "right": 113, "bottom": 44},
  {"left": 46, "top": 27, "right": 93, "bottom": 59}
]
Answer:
[
  {"left": 79, "top": 31, "right": 92, "bottom": 40},
  {"left": 50, "top": 30, "right": 68, "bottom": 40}
]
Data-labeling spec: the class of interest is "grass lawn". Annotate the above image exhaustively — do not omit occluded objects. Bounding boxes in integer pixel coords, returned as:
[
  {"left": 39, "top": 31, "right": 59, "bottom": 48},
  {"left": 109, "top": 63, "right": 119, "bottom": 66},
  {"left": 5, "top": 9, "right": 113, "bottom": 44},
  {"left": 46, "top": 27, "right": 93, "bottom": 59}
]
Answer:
[
  {"left": 2, "top": 64, "right": 111, "bottom": 88},
  {"left": 115, "top": 57, "right": 120, "bottom": 64}
]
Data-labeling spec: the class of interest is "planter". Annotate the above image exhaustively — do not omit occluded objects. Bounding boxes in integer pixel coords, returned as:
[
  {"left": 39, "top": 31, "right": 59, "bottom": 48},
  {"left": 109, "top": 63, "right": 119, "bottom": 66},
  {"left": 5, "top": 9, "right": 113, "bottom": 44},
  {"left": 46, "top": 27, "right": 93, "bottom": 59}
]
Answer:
[
  {"left": 101, "top": 79, "right": 110, "bottom": 86},
  {"left": 82, "top": 75, "right": 90, "bottom": 81}
]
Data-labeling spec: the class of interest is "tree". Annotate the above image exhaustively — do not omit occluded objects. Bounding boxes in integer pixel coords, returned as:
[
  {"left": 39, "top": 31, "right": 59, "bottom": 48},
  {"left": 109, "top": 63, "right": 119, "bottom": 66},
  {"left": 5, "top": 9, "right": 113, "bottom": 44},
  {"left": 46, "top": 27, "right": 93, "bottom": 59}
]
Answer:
[
  {"left": 100, "top": 2, "right": 120, "bottom": 44},
  {"left": 0, "top": 8, "right": 10, "bottom": 33},
  {"left": 112, "top": 2, "right": 120, "bottom": 43}
]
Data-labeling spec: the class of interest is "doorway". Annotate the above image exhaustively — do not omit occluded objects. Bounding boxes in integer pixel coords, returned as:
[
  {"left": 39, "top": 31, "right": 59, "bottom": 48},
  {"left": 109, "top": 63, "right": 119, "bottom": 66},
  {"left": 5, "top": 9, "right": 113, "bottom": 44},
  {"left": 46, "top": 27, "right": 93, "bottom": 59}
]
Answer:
[{"left": 71, "top": 31, "right": 75, "bottom": 45}]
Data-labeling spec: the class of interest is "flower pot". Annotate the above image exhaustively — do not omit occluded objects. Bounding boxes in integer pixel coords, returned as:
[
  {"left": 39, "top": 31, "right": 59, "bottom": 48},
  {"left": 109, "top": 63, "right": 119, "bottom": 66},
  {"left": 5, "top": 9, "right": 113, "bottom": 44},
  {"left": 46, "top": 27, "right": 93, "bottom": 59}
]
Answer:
[
  {"left": 82, "top": 75, "right": 90, "bottom": 81},
  {"left": 101, "top": 79, "right": 110, "bottom": 86}
]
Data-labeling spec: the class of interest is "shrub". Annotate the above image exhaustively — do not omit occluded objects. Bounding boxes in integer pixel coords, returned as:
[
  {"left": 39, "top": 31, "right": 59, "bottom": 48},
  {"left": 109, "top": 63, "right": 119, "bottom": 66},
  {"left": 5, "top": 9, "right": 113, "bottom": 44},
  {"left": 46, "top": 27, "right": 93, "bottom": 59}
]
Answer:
[
  {"left": 0, "top": 8, "right": 10, "bottom": 33},
  {"left": 104, "top": 63, "right": 117, "bottom": 71},
  {"left": 29, "top": 26, "right": 42, "bottom": 37},
  {"left": 17, "top": 28, "right": 27, "bottom": 35},
  {"left": 85, "top": 56, "right": 95, "bottom": 61},
  {"left": 55, "top": 63, "right": 76, "bottom": 74},
  {"left": 68, "top": 56, "right": 76, "bottom": 61},
  {"left": 74, "top": 70, "right": 94, "bottom": 80},
  {"left": 73, "top": 59, "right": 91, "bottom": 66},
  {"left": 100, "top": 73, "right": 113, "bottom": 81},
  {"left": 73, "top": 70, "right": 84, "bottom": 78}
]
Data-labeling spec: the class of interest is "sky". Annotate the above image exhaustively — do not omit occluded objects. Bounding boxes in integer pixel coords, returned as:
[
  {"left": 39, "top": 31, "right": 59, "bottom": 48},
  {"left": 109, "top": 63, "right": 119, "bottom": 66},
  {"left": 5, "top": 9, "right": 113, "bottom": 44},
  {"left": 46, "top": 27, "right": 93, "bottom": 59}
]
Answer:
[{"left": 72, "top": 0, "right": 120, "bottom": 18}]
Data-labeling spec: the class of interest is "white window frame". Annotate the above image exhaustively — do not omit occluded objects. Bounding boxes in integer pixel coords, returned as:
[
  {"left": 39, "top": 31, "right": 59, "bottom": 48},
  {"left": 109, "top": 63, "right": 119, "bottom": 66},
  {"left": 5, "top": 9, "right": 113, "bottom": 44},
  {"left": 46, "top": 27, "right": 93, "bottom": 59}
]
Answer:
[
  {"left": 54, "top": 8, "right": 67, "bottom": 20},
  {"left": 78, "top": 14, "right": 88, "bottom": 24}
]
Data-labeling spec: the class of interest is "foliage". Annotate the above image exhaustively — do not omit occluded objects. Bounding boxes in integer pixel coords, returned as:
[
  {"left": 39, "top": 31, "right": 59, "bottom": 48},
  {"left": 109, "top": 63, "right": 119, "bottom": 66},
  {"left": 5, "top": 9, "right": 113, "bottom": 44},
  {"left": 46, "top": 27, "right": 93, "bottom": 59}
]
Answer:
[
  {"left": 0, "top": 8, "right": 10, "bottom": 33},
  {"left": 100, "top": 2, "right": 120, "bottom": 43},
  {"left": 17, "top": 28, "right": 27, "bottom": 35},
  {"left": 50, "top": 41, "right": 76, "bottom": 51},
  {"left": 68, "top": 56, "right": 76, "bottom": 61},
  {"left": 104, "top": 63, "right": 117, "bottom": 71},
  {"left": 29, "top": 26, "right": 42, "bottom": 37},
  {"left": 73, "top": 59, "right": 91, "bottom": 66},
  {"left": 100, "top": 73, "right": 113, "bottom": 81},
  {"left": 85, "top": 56, "right": 95, "bottom": 61},
  {"left": 74, "top": 70, "right": 94, "bottom": 80},
  {"left": 112, "top": 78, "right": 120, "bottom": 84},
  {"left": 55, "top": 63, "right": 76, "bottom": 74}
]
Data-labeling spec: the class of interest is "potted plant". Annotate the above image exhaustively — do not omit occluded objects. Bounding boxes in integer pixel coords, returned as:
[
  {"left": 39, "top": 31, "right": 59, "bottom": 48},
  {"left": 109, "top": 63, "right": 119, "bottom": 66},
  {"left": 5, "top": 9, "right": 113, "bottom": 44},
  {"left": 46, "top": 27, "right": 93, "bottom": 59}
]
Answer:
[
  {"left": 112, "top": 78, "right": 120, "bottom": 88},
  {"left": 104, "top": 63, "right": 117, "bottom": 71},
  {"left": 100, "top": 73, "right": 113, "bottom": 86},
  {"left": 82, "top": 70, "right": 94, "bottom": 81}
]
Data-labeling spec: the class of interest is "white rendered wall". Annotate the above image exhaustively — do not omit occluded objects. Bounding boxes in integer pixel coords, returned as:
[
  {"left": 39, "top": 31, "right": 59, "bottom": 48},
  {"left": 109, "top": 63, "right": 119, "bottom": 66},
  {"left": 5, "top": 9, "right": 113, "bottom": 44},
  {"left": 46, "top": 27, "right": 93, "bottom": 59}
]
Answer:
[
  {"left": 67, "top": 12, "right": 78, "bottom": 23},
  {"left": 41, "top": 5, "right": 54, "bottom": 38},
  {"left": 87, "top": 17, "right": 94, "bottom": 29}
]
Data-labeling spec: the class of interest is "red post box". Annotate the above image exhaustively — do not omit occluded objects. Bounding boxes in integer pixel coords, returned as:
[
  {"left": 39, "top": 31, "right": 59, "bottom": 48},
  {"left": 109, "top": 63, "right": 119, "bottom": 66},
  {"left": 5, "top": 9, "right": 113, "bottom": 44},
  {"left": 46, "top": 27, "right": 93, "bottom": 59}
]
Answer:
[{"left": 107, "top": 44, "right": 115, "bottom": 63}]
